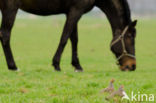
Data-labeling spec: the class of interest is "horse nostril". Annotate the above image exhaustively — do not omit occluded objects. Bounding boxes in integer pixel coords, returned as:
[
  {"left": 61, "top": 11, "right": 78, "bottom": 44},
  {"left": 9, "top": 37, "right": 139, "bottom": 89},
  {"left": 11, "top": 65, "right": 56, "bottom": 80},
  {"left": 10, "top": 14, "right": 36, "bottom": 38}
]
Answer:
[
  {"left": 131, "top": 64, "right": 136, "bottom": 71},
  {"left": 125, "top": 65, "right": 129, "bottom": 69}
]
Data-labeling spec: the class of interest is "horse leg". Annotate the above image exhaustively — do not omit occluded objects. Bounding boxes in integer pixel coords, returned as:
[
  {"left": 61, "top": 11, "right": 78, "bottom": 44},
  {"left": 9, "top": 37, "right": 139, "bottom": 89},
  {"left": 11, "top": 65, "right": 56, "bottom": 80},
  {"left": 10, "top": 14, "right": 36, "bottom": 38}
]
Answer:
[
  {"left": 53, "top": 9, "right": 82, "bottom": 71},
  {"left": 0, "top": 8, "right": 18, "bottom": 70},
  {"left": 70, "top": 25, "right": 83, "bottom": 72}
]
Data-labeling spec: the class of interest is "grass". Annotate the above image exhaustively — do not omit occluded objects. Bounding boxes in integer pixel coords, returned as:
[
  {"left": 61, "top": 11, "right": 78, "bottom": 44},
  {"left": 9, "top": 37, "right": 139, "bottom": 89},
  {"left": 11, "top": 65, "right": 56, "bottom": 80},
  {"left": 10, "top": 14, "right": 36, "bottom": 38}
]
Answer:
[{"left": 0, "top": 16, "right": 156, "bottom": 103}]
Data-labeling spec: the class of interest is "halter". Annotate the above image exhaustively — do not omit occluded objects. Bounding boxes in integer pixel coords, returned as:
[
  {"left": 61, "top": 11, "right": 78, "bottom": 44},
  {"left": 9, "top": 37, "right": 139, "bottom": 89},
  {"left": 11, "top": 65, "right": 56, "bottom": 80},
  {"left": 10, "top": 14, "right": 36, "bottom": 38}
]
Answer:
[{"left": 111, "top": 26, "right": 136, "bottom": 63}]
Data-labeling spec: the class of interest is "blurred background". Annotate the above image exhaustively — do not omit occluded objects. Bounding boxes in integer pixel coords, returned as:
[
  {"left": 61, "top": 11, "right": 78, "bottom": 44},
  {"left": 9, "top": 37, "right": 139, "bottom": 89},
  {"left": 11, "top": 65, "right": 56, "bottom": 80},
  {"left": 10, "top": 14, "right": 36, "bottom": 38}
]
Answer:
[{"left": 128, "top": 0, "right": 156, "bottom": 16}]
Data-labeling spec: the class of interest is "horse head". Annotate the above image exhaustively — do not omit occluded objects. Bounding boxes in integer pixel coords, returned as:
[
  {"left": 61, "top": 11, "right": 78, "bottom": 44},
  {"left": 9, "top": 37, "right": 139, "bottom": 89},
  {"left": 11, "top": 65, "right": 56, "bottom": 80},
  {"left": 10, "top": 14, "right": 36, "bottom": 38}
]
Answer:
[{"left": 111, "top": 20, "right": 137, "bottom": 71}]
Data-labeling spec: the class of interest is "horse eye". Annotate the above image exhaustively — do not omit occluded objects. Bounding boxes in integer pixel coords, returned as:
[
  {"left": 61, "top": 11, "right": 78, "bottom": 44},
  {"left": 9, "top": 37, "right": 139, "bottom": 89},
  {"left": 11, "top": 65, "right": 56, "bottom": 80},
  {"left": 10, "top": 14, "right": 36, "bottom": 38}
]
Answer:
[
  {"left": 131, "top": 29, "right": 136, "bottom": 37},
  {"left": 133, "top": 33, "right": 136, "bottom": 37}
]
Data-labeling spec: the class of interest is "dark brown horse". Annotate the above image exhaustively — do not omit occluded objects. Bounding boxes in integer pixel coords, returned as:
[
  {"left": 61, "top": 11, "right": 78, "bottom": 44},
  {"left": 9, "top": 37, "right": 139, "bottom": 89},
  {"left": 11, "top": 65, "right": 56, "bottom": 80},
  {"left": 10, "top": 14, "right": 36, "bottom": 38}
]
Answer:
[{"left": 0, "top": 0, "right": 137, "bottom": 72}]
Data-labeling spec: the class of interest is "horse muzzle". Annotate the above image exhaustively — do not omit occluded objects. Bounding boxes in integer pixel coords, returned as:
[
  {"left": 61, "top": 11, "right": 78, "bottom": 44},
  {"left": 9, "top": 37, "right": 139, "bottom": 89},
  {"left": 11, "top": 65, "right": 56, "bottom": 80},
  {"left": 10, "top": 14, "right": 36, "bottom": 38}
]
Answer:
[{"left": 119, "top": 57, "right": 136, "bottom": 71}]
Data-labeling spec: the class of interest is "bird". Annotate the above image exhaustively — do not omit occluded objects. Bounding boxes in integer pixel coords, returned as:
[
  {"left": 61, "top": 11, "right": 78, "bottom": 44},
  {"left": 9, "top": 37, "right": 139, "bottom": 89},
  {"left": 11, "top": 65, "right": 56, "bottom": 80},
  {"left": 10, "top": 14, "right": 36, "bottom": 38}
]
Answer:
[
  {"left": 105, "top": 85, "right": 126, "bottom": 101},
  {"left": 100, "top": 79, "right": 115, "bottom": 93}
]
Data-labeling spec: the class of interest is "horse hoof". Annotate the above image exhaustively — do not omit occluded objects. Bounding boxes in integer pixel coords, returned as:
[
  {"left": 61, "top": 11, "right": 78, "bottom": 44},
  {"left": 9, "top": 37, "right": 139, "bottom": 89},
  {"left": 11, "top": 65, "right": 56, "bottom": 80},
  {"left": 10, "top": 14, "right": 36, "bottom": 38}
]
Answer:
[
  {"left": 54, "top": 68, "right": 61, "bottom": 72},
  {"left": 75, "top": 69, "right": 83, "bottom": 72},
  {"left": 9, "top": 68, "right": 19, "bottom": 72},
  {"left": 72, "top": 64, "right": 83, "bottom": 72},
  {"left": 16, "top": 68, "right": 20, "bottom": 72}
]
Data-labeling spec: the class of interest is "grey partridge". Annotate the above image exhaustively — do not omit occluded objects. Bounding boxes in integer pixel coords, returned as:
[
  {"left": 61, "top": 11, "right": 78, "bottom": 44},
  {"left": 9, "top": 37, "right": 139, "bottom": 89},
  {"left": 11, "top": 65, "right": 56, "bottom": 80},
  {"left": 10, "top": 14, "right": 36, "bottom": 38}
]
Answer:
[
  {"left": 105, "top": 85, "right": 125, "bottom": 100},
  {"left": 101, "top": 79, "right": 115, "bottom": 93}
]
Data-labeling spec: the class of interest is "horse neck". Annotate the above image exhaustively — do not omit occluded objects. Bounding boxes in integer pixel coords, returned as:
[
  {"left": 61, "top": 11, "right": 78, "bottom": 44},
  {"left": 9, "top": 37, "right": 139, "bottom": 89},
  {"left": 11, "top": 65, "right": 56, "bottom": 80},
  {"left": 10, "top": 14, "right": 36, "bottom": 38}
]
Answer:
[
  {"left": 96, "top": 0, "right": 132, "bottom": 36},
  {"left": 108, "top": 12, "right": 131, "bottom": 37}
]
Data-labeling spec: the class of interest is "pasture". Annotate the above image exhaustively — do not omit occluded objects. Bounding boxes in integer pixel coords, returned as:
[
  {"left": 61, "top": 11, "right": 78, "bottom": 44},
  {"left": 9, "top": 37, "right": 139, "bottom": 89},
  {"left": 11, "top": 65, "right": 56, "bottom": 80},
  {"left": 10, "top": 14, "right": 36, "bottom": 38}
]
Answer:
[{"left": 0, "top": 16, "right": 156, "bottom": 103}]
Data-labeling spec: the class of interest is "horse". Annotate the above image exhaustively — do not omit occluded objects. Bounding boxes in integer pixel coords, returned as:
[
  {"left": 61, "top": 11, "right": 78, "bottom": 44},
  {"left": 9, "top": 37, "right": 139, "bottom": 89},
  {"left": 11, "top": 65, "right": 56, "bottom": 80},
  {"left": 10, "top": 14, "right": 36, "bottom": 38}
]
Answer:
[{"left": 0, "top": 0, "right": 137, "bottom": 72}]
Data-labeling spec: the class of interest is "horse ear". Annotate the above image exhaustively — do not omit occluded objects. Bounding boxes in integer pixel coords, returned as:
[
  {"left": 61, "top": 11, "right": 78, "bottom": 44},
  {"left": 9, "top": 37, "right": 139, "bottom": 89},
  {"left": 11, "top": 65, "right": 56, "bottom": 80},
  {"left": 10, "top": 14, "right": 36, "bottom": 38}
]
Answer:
[{"left": 130, "top": 20, "right": 137, "bottom": 27}]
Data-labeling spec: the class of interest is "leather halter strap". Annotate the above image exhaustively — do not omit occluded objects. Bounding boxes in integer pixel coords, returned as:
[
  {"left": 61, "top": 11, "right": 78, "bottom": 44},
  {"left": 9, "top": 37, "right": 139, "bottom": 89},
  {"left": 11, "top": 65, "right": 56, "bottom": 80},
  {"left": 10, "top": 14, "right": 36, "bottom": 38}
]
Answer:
[{"left": 111, "top": 26, "right": 135, "bottom": 61}]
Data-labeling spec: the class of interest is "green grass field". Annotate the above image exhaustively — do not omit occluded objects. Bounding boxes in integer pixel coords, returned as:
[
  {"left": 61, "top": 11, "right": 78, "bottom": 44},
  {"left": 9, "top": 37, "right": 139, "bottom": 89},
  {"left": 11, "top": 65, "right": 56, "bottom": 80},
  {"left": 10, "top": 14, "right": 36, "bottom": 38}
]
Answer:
[{"left": 0, "top": 16, "right": 156, "bottom": 103}]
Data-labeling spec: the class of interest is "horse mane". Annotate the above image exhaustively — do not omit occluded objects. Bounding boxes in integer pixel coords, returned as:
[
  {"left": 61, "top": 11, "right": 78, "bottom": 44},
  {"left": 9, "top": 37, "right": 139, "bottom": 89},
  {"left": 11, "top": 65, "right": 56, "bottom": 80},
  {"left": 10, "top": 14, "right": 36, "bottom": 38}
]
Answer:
[{"left": 120, "top": 0, "right": 132, "bottom": 24}]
